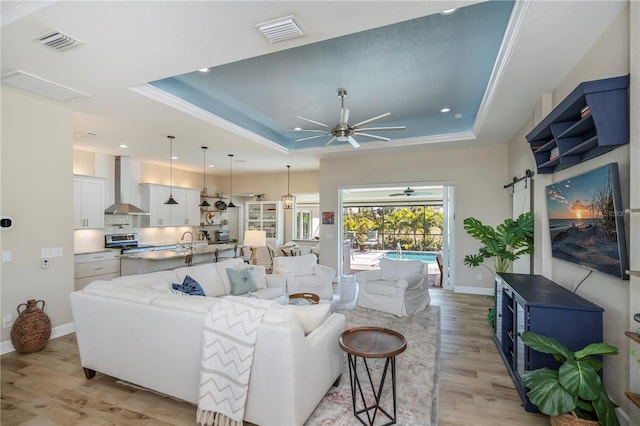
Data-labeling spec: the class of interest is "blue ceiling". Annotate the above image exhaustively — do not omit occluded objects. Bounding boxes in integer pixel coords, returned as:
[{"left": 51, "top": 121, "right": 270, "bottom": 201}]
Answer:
[{"left": 149, "top": 0, "right": 514, "bottom": 151}]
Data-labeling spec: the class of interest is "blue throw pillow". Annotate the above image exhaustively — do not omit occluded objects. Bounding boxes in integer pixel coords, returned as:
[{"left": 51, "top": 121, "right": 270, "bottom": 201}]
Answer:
[
  {"left": 172, "top": 275, "right": 205, "bottom": 296},
  {"left": 227, "top": 267, "right": 257, "bottom": 295}
]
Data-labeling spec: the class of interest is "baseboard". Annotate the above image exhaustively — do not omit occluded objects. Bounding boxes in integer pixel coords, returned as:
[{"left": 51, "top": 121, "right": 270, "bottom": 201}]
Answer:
[
  {"left": 1, "top": 321, "right": 75, "bottom": 355},
  {"left": 454, "top": 286, "right": 493, "bottom": 296}
]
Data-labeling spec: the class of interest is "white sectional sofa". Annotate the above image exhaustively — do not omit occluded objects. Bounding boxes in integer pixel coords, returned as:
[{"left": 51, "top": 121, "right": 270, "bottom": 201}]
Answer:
[{"left": 69, "top": 258, "right": 346, "bottom": 426}]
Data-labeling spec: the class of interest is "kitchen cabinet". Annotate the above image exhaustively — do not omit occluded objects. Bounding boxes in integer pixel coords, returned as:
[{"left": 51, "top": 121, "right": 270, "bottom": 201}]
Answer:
[
  {"left": 73, "top": 175, "right": 106, "bottom": 229},
  {"left": 494, "top": 273, "right": 603, "bottom": 412},
  {"left": 245, "top": 201, "right": 283, "bottom": 246},
  {"left": 74, "top": 250, "right": 120, "bottom": 290},
  {"left": 140, "top": 184, "right": 200, "bottom": 227}
]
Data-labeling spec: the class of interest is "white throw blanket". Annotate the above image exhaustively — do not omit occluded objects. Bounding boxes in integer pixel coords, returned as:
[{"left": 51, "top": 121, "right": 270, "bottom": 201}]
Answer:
[{"left": 196, "top": 296, "right": 273, "bottom": 426}]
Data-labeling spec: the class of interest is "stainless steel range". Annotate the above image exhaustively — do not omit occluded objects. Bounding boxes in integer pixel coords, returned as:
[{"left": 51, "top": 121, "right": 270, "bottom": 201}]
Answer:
[{"left": 105, "top": 233, "right": 176, "bottom": 254}]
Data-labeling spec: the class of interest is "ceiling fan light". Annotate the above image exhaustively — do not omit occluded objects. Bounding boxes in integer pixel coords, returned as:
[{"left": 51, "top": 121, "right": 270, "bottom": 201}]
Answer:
[{"left": 337, "top": 136, "right": 348, "bottom": 142}]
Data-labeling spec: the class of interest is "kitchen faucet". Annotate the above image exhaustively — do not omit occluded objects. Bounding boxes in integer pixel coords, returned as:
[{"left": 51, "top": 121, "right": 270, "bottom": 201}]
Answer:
[{"left": 181, "top": 231, "right": 194, "bottom": 251}]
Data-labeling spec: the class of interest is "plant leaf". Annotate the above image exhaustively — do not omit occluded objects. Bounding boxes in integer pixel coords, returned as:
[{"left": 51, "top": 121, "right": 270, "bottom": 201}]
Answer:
[
  {"left": 521, "top": 368, "right": 576, "bottom": 416},
  {"left": 591, "top": 385, "right": 620, "bottom": 426},
  {"left": 575, "top": 343, "right": 619, "bottom": 358},
  {"left": 521, "top": 332, "right": 573, "bottom": 361},
  {"left": 558, "top": 359, "right": 600, "bottom": 401}
]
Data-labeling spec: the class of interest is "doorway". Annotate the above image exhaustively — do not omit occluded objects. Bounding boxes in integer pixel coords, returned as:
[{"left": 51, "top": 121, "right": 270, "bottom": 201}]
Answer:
[{"left": 339, "top": 183, "right": 455, "bottom": 289}]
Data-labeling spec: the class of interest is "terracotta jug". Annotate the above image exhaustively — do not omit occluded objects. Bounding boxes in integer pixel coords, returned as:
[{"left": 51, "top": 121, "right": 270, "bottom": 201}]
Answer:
[{"left": 10, "top": 299, "right": 51, "bottom": 354}]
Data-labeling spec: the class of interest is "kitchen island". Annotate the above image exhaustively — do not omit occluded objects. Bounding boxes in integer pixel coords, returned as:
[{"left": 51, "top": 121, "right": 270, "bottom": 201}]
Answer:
[{"left": 120, "top": 243, "right": 239, "bottom": 276}]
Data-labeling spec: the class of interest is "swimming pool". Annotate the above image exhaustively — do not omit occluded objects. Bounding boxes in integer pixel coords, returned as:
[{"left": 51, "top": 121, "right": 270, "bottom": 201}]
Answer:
[{"left": 383, "top": 251, "right": 437, "bottom": 263}]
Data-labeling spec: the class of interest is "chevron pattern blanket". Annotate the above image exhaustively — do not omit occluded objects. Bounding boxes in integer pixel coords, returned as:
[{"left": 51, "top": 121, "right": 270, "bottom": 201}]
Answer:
[{"left": 196, "top": 296, "right": 273, "bottom": 426}]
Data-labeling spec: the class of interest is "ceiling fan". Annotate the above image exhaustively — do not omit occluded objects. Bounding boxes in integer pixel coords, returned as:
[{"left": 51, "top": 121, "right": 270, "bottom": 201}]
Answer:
[
  {"left": 389, "top": 187, "right": 433, "bottom": 197},
  {"left": 286, "top": 89, "right": 406, "bottom": 148}
]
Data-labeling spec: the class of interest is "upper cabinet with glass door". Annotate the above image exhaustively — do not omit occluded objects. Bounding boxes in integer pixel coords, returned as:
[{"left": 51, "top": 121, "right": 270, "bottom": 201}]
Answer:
[{"left": 245, "top": 201, "right": 283, "bottom": 246}]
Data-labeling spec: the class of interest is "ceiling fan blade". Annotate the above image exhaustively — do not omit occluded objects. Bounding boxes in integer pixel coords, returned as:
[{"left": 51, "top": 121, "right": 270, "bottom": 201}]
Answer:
[
  {"left": 347, "top": 135, "right": 360, "bottom": 148},
  {"left": 353, "top": 112, "right": 391, "bottom": 128},
  {"left": 295, "top": 133, "right": 331, "bottom": 142},
  {"left": 389, "top": 193, "right": 406, "bottom": 197},
  {"left": 340, "top": 108, "right": 350, "bottom": 126},
  {"left": 357, "top": 126, "right": 406, "bottom": 131},
  {"left": 297, "top": 115, "right": 331, "bottom": 128},
  {"left": 324, "top": 136, "right": 337, "bottom": 146},
  {"left": 354, "top": 132, "right": 390, "bottom": 141},
  {"left": 284, "top": 129, "right": 328, "bottom": 133}
]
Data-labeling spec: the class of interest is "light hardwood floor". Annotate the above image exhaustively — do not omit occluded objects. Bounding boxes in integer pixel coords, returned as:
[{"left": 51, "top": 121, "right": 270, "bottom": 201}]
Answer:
[{"left": 1, "top": 289, "right": 548, "bottom": 425}]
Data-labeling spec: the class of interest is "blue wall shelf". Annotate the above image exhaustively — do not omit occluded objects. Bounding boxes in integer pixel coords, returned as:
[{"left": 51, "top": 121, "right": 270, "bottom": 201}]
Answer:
[{"left": 526, "top": 74, "right": 629, "bottom": 174}]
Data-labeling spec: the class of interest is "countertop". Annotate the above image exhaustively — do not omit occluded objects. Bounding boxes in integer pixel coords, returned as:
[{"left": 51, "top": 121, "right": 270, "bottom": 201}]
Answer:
[
  {"left": 74, "top": 248, "right": 121, "bottom": 255},
  {"left": 120, "top": 243, "right": 237, "bottom": 261}
]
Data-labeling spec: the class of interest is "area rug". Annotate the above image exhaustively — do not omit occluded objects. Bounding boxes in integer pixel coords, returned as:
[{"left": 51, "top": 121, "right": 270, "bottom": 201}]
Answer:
[{"left": 305, "top": 304, "right": 441, "bottom": 425}]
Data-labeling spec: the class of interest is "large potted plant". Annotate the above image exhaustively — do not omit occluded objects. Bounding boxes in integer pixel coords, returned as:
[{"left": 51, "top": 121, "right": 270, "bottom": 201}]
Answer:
[
  {"left": 520, "top": 331, "right": 619, "bottom": 426},
  {"left": 463, "top": 211, "right": 534, "bottom": 326}
]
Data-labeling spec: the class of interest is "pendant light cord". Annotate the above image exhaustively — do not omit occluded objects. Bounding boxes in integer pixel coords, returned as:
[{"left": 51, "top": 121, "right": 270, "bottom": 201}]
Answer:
[{"left": 168, "top": 136, "right": 174, "bottom": 196}]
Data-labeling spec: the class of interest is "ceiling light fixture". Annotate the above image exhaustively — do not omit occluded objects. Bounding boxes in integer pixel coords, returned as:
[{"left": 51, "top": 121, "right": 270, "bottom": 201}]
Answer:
[
  {"left": 199, "top": 146, "right": 211, "bottom": 207},
  {"left": 440, "top": 107, "right": 450, "bottom": 113},
  {"left": 227, "top": 154, "right": 236, "bottom": 208},
  {"left": 164, "top": 135, "right": 178, "bottom": 205},
  {"left": 281, "top": 165, "right": 295, "bottom": 209},
  {"left": 198, "top": 68, "right": 210, "bottom": 73},
  {"left": 440, "top": 8, "right": 457, "bottom": 15},
  {"left": 119, "top": 144, "right": 128, "bottom": 148}
]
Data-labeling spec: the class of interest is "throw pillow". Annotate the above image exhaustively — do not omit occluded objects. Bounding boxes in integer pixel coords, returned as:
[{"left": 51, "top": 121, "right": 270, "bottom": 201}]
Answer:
[
  {"left": 172, "top": 275, "right": 205, "bottom": 296},
  {"left": 227, "top": 267, "right": 258, "bottom": 295},
  {"left": 289, "top": 304, "right": 331, "bottom": 335}
]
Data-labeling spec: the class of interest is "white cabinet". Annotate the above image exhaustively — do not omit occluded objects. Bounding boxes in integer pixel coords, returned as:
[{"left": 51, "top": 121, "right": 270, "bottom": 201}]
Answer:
[
  {"left": 73, "top": 175, "right": 106, "bottom": 229},
  {"left": 141, "top": 184, "right": 200, "bottom": 227},
  {"left": 245, "top": 201, "right": 283, "bottom": 246},
  {"left": 74, "top": 251, "right": 120, "bottom": 290}
]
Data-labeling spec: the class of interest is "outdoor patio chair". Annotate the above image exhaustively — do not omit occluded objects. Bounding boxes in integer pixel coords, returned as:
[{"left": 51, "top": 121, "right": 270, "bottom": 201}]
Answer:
[{"left": 360, "top": 230, "right": 379, "bottom": 251}]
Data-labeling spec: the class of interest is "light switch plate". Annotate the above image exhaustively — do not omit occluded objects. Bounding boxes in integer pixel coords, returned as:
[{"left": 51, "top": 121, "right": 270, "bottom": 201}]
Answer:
[{"left": 1, "top": 251, "right": 11, "bottom": 262}]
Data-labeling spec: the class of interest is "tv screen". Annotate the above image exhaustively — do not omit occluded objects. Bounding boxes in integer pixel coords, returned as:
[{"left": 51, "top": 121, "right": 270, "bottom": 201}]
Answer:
[{"left": 546, "top": 163, "right": 628, "bottom": 279}]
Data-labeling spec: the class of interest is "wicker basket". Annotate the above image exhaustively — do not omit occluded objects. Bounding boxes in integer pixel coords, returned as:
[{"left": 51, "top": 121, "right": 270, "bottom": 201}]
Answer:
[
  {"left": 10, "top": 299, "right": 51, "bottom": 354},
  {"left": 550, "top": 412, "right": 600, "bottom": 426}
]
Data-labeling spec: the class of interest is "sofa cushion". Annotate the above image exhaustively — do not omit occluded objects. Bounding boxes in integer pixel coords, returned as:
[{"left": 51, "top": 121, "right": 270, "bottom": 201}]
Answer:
[
  {"left": 152, "top": 294, "right": 218, "bottom": 313},
  {"left": 110, "top": 270, "right": 179, "bottom": 288},
  {"left": 274, "top": 254, "right": 316, "bottom": 276},
  {"left": 227, "top": 267, "right": 258, "bottom": 295},
  {"left": 174, "top": 263, "right": 226, "bottom": 297},
  {"left": 83, "top": 280, "right": 163, "bottom": 304},
  {"left": 172, "top": 275, "right": 205, "bottom": 296},
  {"left": 213, "top": 259, "right": 268, "bottom": 292}
]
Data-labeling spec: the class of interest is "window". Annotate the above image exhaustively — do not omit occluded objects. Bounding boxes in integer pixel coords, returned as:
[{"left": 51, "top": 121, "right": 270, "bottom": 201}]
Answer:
[{"left": 293, "top": 193, "right": 319, "bottom": 240}]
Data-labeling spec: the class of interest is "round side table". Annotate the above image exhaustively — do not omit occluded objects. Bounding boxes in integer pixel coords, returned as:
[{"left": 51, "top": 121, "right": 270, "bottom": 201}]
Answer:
[{"left": 339, "top": 326, "right": 407, "bottom": 426}]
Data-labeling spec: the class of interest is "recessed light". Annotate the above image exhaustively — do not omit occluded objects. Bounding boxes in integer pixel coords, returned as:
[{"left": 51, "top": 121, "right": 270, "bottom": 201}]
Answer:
[
  {"left": 454, "top": 113, "right": 463, "bottom": 119},
  {"left": 440, "top": 8, "right": 457, "bottom": 15},
  {"left": 440, "top": 108, "right": 450, "bottom": 113},
  {"left": 171, "top": 156, "right": 178, "bottom": 160},
  {"left": 294, "top": 127, "right": 302, "bottom": 131},
  {"left": 208, "top": 164, "right": 215, "bottom": 168},
  {"left": 119, "top": 144, "right": 128, "bottom": 148},
  {"left": 198, "top": 68, "right": 210, "bottom": 73}
]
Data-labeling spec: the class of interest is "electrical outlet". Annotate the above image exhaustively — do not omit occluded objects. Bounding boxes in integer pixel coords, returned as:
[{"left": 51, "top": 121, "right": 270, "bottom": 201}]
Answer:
[
  {"left": 41, "top": 258, "right": 49, "bottom": 269},
  {"left": 2, "top": 314, "right": 12, "bottom": 328}
]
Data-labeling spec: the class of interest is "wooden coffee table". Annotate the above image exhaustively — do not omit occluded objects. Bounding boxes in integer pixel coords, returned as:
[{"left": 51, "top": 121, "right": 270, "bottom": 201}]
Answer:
[
  {"left": 288, "top": 292, "right": 320, "bottom": 305},
  {"left": 339, "top": 327, "right": 407, "bottom": 426}
]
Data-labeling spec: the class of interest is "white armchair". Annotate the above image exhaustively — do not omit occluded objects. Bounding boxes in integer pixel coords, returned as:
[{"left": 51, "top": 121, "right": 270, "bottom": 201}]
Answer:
[
  {"left": 273, "top": 253, "right": 335, "bottom": 300},
  {"left": 356, "top": 257, "right": 430, "bottom": 317}
]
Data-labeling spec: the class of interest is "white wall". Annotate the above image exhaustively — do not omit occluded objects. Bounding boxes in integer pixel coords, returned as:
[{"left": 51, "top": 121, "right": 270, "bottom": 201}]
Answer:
[
  {"left": 507, "top": 6, "right": 633, "bottom": 416},
  {"left": 319, "top": 143, "right": 510, "bottom": 288},
  {"left": 1, "top": 87, "right": 75, "bottom": 345}
]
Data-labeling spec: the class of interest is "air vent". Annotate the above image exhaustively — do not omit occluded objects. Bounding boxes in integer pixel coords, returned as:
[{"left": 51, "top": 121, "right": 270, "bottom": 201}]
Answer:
[
  {"left": 33, "top": 29, "right": 82, "bottom": 51},
  {"left": 254, "top": 15, "right": 306, "bottom": 43}
]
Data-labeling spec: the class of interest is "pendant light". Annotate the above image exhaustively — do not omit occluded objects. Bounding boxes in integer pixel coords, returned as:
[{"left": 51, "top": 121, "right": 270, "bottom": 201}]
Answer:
[
  {"left": 164, "top": 135, "right": 178, "bottom": 205},
  {"left": 198, "top": 146, "right": 211, "bottom": 207},
  {"left": 227, "top": 154, "right": 236, "bottom": 208},
  {"left": 281, "top": 165, "right": 295, "bottom": 209}
]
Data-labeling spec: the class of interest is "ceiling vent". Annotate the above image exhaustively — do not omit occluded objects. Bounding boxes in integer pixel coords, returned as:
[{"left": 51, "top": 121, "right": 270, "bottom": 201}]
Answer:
[
  {"left": 32, "top": 29, "right": 82, "bottom": 51},
  {"left": 254, "top": 15, "right": 306, "bottom": 43}
]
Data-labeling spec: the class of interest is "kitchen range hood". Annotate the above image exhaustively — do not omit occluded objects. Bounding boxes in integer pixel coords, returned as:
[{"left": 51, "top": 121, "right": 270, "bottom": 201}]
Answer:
[{"left": 104, "top": 156, "right": 149, "bottom": 215}]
